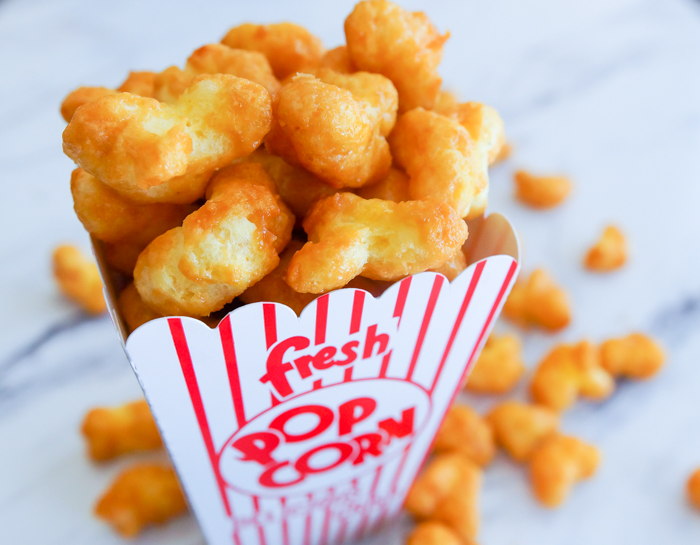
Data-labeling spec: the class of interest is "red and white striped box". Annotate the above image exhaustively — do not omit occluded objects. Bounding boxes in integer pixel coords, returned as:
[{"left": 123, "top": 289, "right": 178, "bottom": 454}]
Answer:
[{"left": 96, "top": 212, "right": 519, "bottom": 545}]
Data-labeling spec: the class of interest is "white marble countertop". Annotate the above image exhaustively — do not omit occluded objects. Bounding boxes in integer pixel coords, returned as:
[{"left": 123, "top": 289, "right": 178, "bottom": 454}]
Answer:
[{"left": 1, "top": 0, "right": 700, "bottom": 543}]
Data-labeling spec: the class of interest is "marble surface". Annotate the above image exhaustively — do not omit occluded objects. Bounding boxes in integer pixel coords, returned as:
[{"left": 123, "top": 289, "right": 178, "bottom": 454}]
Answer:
[{"left": 1, "top": 0, "right": 699, "bottom": 543}]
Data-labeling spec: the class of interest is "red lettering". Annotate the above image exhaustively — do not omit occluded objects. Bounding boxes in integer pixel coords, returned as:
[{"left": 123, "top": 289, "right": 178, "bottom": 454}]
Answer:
[
  {"left": 336, "top": 340, "right": 359, "bottom": 366},
  {"left": 294, "top": 442, "right": 355, "bottom": 475},
  {"left": 351, "top": 432, "right": 385, "bottom": 465},
  {"left": 294, "top": 355, "right": 313, "bottom": 378},
  {"left": 338, "top": 397, "right": 376, "bottom": 436},
  {"left": 312, "top": 346, "right": 337, "bottom": 370},
  {"left": 259, "top": 461, "right": 305, "bottom": 488},
  {"left": 269, "top": 405, "right": 334, "bottom": 443},
  {"left": 231, "top": 431, "right": 279, "bottom": 465},
  {"left": 363, "top": 325, "right": 389, "bottom": 359},
  {"left": 261, "top": 336, "right": 310, "bottom": 397},
  {"left": 378, "top": 407, "right": 415, "bottom": 440}
]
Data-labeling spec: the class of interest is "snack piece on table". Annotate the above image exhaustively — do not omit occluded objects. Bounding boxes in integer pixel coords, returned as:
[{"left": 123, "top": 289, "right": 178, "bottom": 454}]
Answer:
[
  {"left": 286, "top": 193, "right": 468, "bottom": 294},
  {"left": 95, "top": 464, "right": 187, "bottom": 537},
  {"left": 466, "top": 334, "right": 525, "bottom": 394},
  {"left": 179, "top": 163, "right": 293, "bottom": 285},
  {"left": 119, "top": 283, "right": 163, "bottom": 332},
  {"left": 389, "top": 108, "right": 487, "bottom": 219},
  {"left": 429, "top": 248, "right": 467, "bottom": 282},
  {"left": 600, "top": 333, "right": 665, "bottom": 380},
  {"left": 102, "top": 240, "right": 146, "bottom": 276},
  {"left": 52, "top": 244, "right": 106, "bottom": 314},
  {"left": 63, "top": 74, "right": 271, "bottom": 195},
  {"left": 529, "top": 434, "right": 600, "bottom": 507},
  {"left": 356, "top": 167, "right": 410, "bottom": 202},
  {"left": 345, "top": 0, "right": 448, "bottom": 112},
  {"left": 405, "top": 452, "right": 481, "bottom": 543},
  {"left": 487, "top": 401, "right": 559, "bottom": 462},
  {"left": 584, "top": 225, "right": 627, "bottom": 272},
  {"left": 503, "top": 268, "right": 571, "bottom": 331},
  {"left": 406, "top": 521, "right": 464, "bottom": 545},
  {"left": 71, "top": 168, "right": 193, "bottom": 245},
  {"left": 433, "top": 405, "right": 495, "bottom": 467},
  {"left": 513, "top": 170, "right": 571, "bottom": 209},
  {"left": 265, "top": 73, "right": 395, "bottom": 188},
  {"left": 82, "top": 399, "right": 162, "bottom": 461},
  {"left": 221, "top": 22, "right": 324, "bottom": 79},
  {"left": 319, "top": 45, "right": 357, "bottom": 74},
  {"left": 492, "top": 141, "right": 512, "bottom": 165},
  {"left": 687, "top": 469, "right": 700, "bottom": 510},
  {"left": 530, "top": 341, "right": 615, "bottom": 412}
]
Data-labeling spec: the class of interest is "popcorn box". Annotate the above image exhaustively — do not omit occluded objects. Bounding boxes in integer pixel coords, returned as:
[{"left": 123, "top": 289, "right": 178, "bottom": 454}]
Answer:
[{"left": 94, "top": 212, "right": 519, "bottom": 545}]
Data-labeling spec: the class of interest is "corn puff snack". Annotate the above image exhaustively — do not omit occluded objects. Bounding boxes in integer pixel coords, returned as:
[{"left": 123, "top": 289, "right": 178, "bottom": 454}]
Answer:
[
  {"left": 345, "top": 0, "right": 448, "bottom": 112},
  {"left": 433, "top": 405, "right": 495, "bottom": 467},
  {"left": 503, "top": 268, "right": 571, "bottom": 331},
  {"left": 118, "top": 283, "right": 163, "bottom": 332},
  {"left": 514, "top": 170, "right": 571, "bottom": 209},
  {"left": 405, "top": 452, "right": 481, "bottom": 542},
  {"left": 530, "top": 341, "right": 615, "bottom": 412},
  {"left": 221, "top": 22, "right": 325, "bottom": 79},
  {"left": 95, "top": 464, "right": 187, "bottom": 537},
  {"left": 407, "top": 521, "right": 465, "bottom": 545},
  {"left": 389, "top": 108, "right": 487, "bottom": 219},
  {"left": 584, "top": 225, "right": 627, "bottom": 272},
  {"left": 600, "top": 333, "right": 665, "bottom": 380},
  {"left": 687, "top": 469, "right": 700, "bottom": 510},
  {"left": 82, "top": 399, "right": 162, "bottom": 461},
  {"left": 356, "top": 167, "right": 410, "bottom": 202},
  {"left": 487, "top": 401, "right": 559, "bottom": 462},
  {"left": 319, "top": 45, "right": 357, "bottom": 74},
  {"left": 429, "top": 249, "right": 468, "bottom": 282},
  {"left": 102, "top": 240, "right": 147, "bottom": 276},
  {"left": 529, "top": 434, "right": 600, "bottom": 507},
  {"left": 466, "top": 334, "right": 525, "bottom": 394},
  {"left": 52, "top": 245, "right": 106, "bottom": 314},
  {"left": 286, "top": 193, "right": 469, "bottom": 293}
]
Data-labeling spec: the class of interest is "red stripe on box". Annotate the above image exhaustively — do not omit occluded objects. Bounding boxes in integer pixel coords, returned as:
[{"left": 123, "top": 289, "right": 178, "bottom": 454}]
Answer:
[
  {"left": 343, "top": 367, "right": 353, "bottom": 382},
  {"left": 252, "top": 496, "right": 266, "bottom": 545},
  {"left": 405, "top": 276, "right": 444, "bottom": 382},
  {"left": 350, "top": 290, "right": 365, "bottom": 334},
  {"left": 320, "top": 487, "right": 334, "bottom": 545},
  {"left": 335, "top": 514, "right": 348, "bottom": 545},
  {"left": 168, "top": 318, "right": 231, "bottom": 516},
  {"left": 280, "top": 497, "right": 290, "bottom": 545},
  {"left": 263, "top": 304, "right": 277, "bottom": 349},
  {"left": 390, "top": 444, "right": 411, "bottom": 494},
  {"left": 355, "top": 465, "right": 383, "bottom": 540},
  {"left": 219, "top": 315, "right": 247, "bottom": 429},
  {"left": 378, "top": 350, "right": 392, "bottom": 378},
  {"left": 315, "top": 294, "right": 329, "bottom": 345},
  {"left": 313, "top": 379, "right": 323, "bottom": 390},
  {"left": 393, "top": 277, "right": 412, "bottom": 325},
  {"left": 304, "top": 493, "right": 313, "bottom": 545},
  {"left": 428, "top": 261, "right": 486, "bottom": 395}
]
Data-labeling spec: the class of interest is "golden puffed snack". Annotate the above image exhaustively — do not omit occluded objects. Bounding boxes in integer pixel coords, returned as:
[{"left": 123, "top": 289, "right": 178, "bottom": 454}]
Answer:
[
  {"left": 82, "top": 399, "right": 162, "bottom": 461},
  {"left": 389, "top": 108, "right": 487, "bottom": 219},
  {"left": 245, "top": 147, "right": 343, "bottom": 219},
  {"left": 118, "top": 283, "right": 163, "bottom": 332},
  {"left": 513, "top": 170, "right": 571, "bottom": 209},
  {"left": 530, "top": 341, "right": 615, "bottom": 412},
  {"left": 319, "top": 45, "right": 357, "bottom": 74},
  {"left": 687, "top": 469, "right": 700, "bottom": 510},
  {"left": 486, "top": 401, "right": 559, "bottom": 462},
  {"left": 52, "top": 244, "right": 106, "bottom": 314},
  {"left": 286, "top": 193, "right": 469, "bottom": 294},
  {"left": 466, "top": 334, "right": 525, "bottom": 394},
  {"left": 179, "top": 163, "right": 293, "bottom": 285},
  {"left": 584, "top": 225, "right": 627, "bottom": 272},
  {"left": 265, "top": 72, "right": 395, "bottom": 188},
  {"left": 433, "top": 405, "right": 495, "bottom": 467},
  {"left": 356, "top": 167, "right": 410, "bottom": 202},
  {"left": 102, "top": 240, "right": 146, "bottom": 276},
  {"left": 503, "top": 268, "right": 571, "bottom": 331},
  {"left": 491, "top": 141, "right": 512, "bottom": 165},
  {"left": 600, "top": 333, "right": 665, "bottom": 380},
  {"left": 345, "top": 0, "right": 448, "bottom": 112},
  {"left": 405, "top": 452, "right": 481, "bottom": 543},
  {"left": 63, "top": 73, "right": 271, "bottom": 192},
  {"left": 71, "top": 168, "right": 193, "bottom": 245},
  {"left": 95, "top": 464, "right": 187, "bottom": 537},
  {"left": 221, "top": 22, "right": 325, "bottom": 79},
  {"left": 406, "top": 521, "right": 466, "bottom": 545},
  {"left": 429, "top": 249, "right": 467, "bottom": 282},
  {"left": 529, "top": 434, "right": 600, "bottom": 508}
]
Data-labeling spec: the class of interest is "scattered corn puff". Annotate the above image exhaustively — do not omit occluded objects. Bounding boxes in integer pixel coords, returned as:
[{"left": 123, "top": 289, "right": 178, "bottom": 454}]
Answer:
[
  {"left": 503, "top": 268, "right": 571, "bottom": 331},
  {"left": 600, "top": 333, "right": 665, "bottom": 380},
  {"left": 405, "top": 452, "right": 481, "bottom": 542},
  {"left": 584, "top": 225, "right": 627, "bottom": 272},
  {"left": 687, "top": 469, "right": 700, "bottom": 510},
  {"left": 487, "top": 401, "right": 559, "bottom": 462},
  {"left": 466, "top": 334, "right": 525, "bottom": 394},
  {"left": 94, "top": 464, "right": 187, "bottom": 537},
  {"left": 514, "top": 170, "right": 571, "bottom": 209},
  {"left": 530, "top": 341, "right": 615, "bottom": 412},
  {"left": 118, "top": 283, "right": 163, "bottom": 332},
  {"left": 82, "top": 399, "right": 162, "bottom": 461},
  {"left": 529, "top": 434, "right": 600, "bottom": 507},
  {"left": 52, "top": 245, "right": 106, "bottom": 314},
  {"left": 433, "top": 405, "right": 495, "bottom": 467},
  {"left": 407, "top": 521, "right": 465, "bottom": 545}
]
